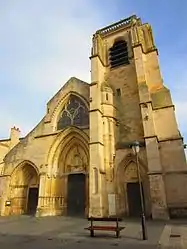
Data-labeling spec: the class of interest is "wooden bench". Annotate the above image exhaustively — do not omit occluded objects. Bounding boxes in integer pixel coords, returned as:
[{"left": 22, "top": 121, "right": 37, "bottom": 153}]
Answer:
[{"left": 84, "top": 217, "right": 125, "bottom": 238}]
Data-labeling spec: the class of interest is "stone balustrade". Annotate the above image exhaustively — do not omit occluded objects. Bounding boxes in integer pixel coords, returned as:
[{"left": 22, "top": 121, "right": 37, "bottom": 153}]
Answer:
[{"left": 38, "top": 196, "right": 64, "bottom": 208}]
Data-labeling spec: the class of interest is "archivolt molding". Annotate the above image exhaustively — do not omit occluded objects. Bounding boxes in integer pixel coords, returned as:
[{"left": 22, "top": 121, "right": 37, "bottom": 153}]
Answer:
[
  {"left": 50, "top": 92, "right": 89, "bottom": 132},
  {"left": 115, "top": 153, "right": 148, "bottom": 197},
  {"left": 58, "top": 138, "right": 89, "bottom": 174},
  {"left": 46, "top": 127, "right": 89, "bottom": 175},
  {"left": 116, "top": 153, "right": 147, "bottom": 178},
  {"left": 10, "top": 160, "right": 39, "bottom": 179},
  {"left": 9, "top": 160, "right": 39, "bottom": 189},
  {"left": 0, "top": 142, "right": 9, "bottom": 148}
]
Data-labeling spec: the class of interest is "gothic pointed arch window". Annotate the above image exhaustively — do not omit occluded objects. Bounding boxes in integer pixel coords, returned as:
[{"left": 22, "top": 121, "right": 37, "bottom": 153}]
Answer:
[
  {"left": 109, "top": 39, "right": 129, "bottom": 68},
  {"left": 57, "top": 95, "right": 89, "bottom": 130}
]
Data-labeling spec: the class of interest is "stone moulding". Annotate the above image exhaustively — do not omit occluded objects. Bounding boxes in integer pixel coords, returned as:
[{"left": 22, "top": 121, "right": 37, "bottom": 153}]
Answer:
[
  {"left": 96, "top": 15, "right": 138, "bottom": 35},
  {"left": 115, "top": 141, "right": 145, "bottom": 149}
]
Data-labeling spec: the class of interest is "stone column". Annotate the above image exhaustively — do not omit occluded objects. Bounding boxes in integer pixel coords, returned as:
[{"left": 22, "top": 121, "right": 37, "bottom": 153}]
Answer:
[
  {"left": 145, "top": 137, "right": 169, "bottom": 219},
  {"left": 133, "top": 43, "right": 169, "bottom": 219},
  {"left": 36, "top": 173, "right": 46, "bottom": 216},
  {"left": 36, "top": 172, "right": 58, "bottom": 217},
  {"left": 105, "top": 118, "right": 117, "bottom": 217},
  {"left": 149, "top": 173, "right": 169, "bottom": 219},
  {"left": 89, "top": 37, "right": 107, "bottom": 217},
  {"left": 48, "top": 174, "right": 63, "bottom": 216}
]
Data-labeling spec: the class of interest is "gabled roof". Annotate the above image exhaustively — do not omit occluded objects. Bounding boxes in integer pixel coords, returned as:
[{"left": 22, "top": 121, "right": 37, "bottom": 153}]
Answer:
[{"left": 47, "top": 77, "right": 89, "bottom": 105}]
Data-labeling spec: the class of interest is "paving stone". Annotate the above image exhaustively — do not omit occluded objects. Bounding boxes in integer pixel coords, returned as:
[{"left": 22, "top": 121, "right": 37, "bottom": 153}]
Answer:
[{"left": 0, "top": 216, "right": 186, "bottom": 248}]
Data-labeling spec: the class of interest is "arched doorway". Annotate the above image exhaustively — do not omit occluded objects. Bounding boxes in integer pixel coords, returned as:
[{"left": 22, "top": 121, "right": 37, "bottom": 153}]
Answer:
[
  {"left": 47, "top": 127, "right": 89, "bottom": 217},
  {"left": 59, "top": 141, "right": 89, "bottom": 217},
  {"left": 125, "top": 162, "right": 142, "bottom": 217},
  {"left": 67, "top": 173, "right": 86, "bottom": 216},
  {"left": 10, "top": 162, "right": 39, "bottom": 215},
  {"left": 116, "top": 155, "right": 149, "bottom": 217},
  {"left": 127, "top": 182, "right": 143, "bottom": 217}
]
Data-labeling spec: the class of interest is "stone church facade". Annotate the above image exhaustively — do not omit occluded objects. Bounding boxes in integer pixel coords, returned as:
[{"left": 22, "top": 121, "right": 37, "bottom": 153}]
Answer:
[{"left": 0, "top": 15, "right": 187, "bottom": 219}]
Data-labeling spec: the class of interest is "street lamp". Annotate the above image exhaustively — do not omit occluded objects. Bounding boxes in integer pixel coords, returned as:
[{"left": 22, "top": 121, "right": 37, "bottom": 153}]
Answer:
[{"left": 131, "top": 141, "right": 148, "bottom": 240}]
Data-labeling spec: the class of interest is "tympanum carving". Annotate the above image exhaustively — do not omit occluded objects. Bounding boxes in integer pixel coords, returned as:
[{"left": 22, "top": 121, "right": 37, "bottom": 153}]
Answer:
[{"left": 66, "top": 145, "right": 87, "bottom": 173}]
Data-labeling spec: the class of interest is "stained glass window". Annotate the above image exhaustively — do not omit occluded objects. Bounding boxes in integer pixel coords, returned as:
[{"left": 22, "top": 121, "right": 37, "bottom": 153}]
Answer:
[{"left": 57, "top": 95, "right": 89, "bottom": 130}]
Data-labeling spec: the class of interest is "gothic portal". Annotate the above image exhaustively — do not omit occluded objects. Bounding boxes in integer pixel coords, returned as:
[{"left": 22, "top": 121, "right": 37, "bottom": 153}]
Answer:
[
  {"left": 0, "top": 15, "right": 187, "bottom": 219},
  {"left": 9, "top": 162, "right": 39, "bottom": 215}
]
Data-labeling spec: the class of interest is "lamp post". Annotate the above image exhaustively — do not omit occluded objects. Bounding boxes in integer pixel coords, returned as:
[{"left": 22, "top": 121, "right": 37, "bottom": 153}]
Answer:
[{"left": 131, "top": 141, "right": 148, "bottom": 240}]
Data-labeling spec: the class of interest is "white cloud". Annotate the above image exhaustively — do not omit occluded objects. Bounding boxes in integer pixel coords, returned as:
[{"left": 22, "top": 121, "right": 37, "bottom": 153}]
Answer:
[
  {"left": 0, "top": 0, "right": 118, "bottom": 138},
  {"left": 175, "top": 101, "right": 187, "bottom": 137},
  {"left": 0, "top": 0, "right": 186, "bottom": 145},
  {"left": 0, "top": 1, "right": 102, "bottom": 93}
]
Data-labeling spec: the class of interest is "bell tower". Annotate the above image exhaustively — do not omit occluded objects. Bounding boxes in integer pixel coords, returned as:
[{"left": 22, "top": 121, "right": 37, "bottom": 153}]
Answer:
[{"left": 89, "top": 15, "right": 187, "bottom": 219}]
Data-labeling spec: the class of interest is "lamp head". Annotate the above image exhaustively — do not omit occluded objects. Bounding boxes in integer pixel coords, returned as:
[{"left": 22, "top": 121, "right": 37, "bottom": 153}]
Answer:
[{"left": 132, "top": 141, "right": 140, "bottom": 154}]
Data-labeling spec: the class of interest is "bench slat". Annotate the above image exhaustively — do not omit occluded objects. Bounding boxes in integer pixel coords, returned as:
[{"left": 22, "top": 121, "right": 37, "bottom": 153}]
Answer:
[
  {"left": 84, "top": 226, "right": 125, "bottom": 231},
  {"left": 88, "top": 217, "right": 122, "bottom": 222}
]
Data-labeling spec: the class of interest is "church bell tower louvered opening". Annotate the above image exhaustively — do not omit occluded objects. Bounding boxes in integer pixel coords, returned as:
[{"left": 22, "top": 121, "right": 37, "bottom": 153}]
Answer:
[{"left": 109, "top": 40, "right": 129, "bottom": 68}]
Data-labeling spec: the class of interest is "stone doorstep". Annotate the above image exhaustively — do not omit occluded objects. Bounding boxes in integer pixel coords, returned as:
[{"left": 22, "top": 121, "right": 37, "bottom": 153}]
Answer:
[
  {"left": 180, "top": 227, "right": 187, "bottom": 248},
  {"left": 158, "top": 225, "right": 171, "bottom": 248},
  {"left": 158, "top": 225, "right": 187, "bottom": 248}
]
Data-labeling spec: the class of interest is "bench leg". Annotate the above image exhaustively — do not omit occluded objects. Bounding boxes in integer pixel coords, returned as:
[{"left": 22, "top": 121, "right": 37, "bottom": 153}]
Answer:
[
  {"left": 90, "top": 229, "right": 94, "bottom": 237},
  {"left": 116, "top": 230, "right": 120, "bottom": 238}
]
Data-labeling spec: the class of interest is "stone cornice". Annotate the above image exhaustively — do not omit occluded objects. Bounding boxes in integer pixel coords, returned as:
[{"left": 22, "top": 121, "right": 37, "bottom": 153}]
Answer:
[
  {"left": 132, "top": 43, "right": 158, "bottom": 55},
  {"left": 101, "top": 102, "right": 117, "bottom": 109},
  {"left": 159, "top": 136, "right": 183, "bottom": 143},
  {"left": 96, "top": 15, "right": 139, "bottom": 37},
  {"left": 164, "top": 170, "right": 187, "bottom": 175},
  {"left": 89, "top": 54, "right": 107, "bottom": 67},
  {"left": 116, "top": 141, "right": 145, "bottom": 149},
  {"left": 90, "top": 81, "right": 98, "bottom": 86},
  {"left": 144, "top": 135, "right": 157, "bottom": 140},
  {"left": 148, "top": 170, "right": 187, "bottom": 175},
  {"left": 0, "top": 174, "right": 11, "bottom": 177},
  {"left": 147, "top": 171, "right": 162, "bottom": 175},
  {"left": 89, "top": 141, "right": 104, "bottom": 146},
  {"left": 89, "top": 109, "right": 103, "bottom": 115},
  {"left": 102, "top": 115, "right": 117, "bottom": 121},
  {"left": 140, "top": 100, "right": 175, "bottom": 112},
  {"left": 144, "top": 135, "right": 184, "bottom": 145},
  {"left": 139, "top": 101, "right": 152, "bottom": 106},
  {"left": 34, "top": 127, "right": 89, "bottom": 139},
  {"left": 35, "top": 131, "right": 59, "bottom": 139},
  {"left": 153, "top": 105, "right": 175, "bottom": 111}
]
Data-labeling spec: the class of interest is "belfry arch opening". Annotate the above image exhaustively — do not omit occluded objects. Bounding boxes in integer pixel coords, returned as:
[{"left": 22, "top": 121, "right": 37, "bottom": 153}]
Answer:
[
  {"left": 10, "top": 163, "right": 39, "bottom": 215},
  {"left": 109, "top": 39, "right": 129, "bottom": 68}
]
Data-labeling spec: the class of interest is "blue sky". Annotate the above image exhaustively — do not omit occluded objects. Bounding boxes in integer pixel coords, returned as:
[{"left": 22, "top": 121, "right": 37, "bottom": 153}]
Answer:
[{"left": 0, "top": 0, "right": 187, "bottom": 148}]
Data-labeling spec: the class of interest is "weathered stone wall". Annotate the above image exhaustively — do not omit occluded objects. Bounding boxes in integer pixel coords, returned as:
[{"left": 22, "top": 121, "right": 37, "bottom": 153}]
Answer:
[
  {"left": 0, "top": 140, "right": 10, "bottom": 175},
  {"left": 3, "top": 77, "right": 89, "bottom": 174},
  {"left": 114, "top": 148, "right": 151, "bottom": 217},
  {"left": 0, "top": 140, "right": 10, "bottom": 162},
  {"left": 0, "top": 77, "right": 90, "bottom": 216},
  {"left": 159, "top": 140, "right": 186, "bottom": 172},
  {"left": 165, "top": 174, "right": 187, "bottom": 207},
  {"left": 107, "top": 62, "right": 144, "bottom": 144}
]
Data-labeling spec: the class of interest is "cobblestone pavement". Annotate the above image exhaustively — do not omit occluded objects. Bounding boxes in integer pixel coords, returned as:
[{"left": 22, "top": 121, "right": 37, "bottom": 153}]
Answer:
[{"left": 0, "top": 216, "right": 186, "bottom": 248}]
